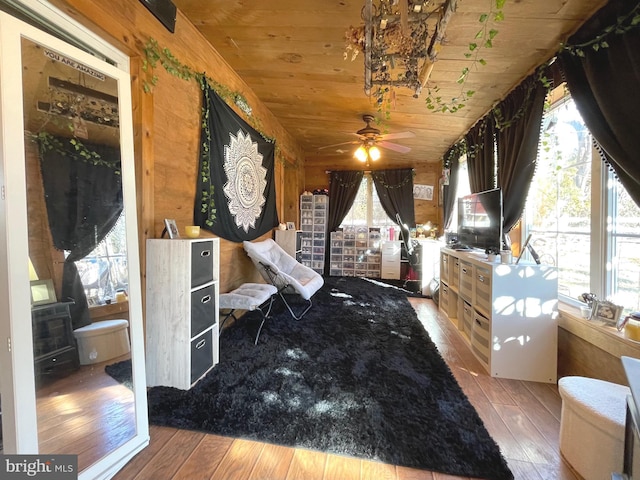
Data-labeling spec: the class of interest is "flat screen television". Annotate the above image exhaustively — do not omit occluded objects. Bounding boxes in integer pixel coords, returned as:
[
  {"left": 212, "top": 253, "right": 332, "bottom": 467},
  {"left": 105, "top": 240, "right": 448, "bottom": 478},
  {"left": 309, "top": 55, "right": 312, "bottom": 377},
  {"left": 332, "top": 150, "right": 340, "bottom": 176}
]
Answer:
[{"left": 457, "top": 188, "right": 503, "bottom": 251}]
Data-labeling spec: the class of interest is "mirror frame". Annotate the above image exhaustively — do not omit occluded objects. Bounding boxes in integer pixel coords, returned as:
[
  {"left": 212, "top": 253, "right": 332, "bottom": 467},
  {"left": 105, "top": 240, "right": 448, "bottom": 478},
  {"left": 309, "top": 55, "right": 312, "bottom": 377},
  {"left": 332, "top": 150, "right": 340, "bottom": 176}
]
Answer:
[{"left": 0, "top": 4, "right": 149, "bottom": 478}]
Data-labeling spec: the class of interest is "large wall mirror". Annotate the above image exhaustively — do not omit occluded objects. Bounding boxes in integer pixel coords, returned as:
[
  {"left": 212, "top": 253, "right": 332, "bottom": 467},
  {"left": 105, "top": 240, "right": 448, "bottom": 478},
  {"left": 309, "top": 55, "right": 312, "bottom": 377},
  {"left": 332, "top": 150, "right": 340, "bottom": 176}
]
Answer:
[{"left": 0, "top": 4, "right": 148, "bottom": 479}]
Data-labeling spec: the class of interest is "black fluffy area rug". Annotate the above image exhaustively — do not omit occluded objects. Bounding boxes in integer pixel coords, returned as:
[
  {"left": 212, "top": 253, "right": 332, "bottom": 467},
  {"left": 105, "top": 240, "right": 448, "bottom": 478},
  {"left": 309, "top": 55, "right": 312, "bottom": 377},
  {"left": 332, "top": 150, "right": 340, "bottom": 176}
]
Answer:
[{"left": 106, "top": 276, "right": 512, "bottom": 479}]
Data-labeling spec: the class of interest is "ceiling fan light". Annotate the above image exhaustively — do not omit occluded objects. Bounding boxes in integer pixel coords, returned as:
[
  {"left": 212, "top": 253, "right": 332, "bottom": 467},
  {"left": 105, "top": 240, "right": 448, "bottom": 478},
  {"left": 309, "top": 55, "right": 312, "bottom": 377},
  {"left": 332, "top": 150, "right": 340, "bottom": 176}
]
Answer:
[
  {"left": 354, "top": 145, "right": 368, "bottom": 162},
  {"left": 369, "top": 146, "right": 381, "bottom": 161}
]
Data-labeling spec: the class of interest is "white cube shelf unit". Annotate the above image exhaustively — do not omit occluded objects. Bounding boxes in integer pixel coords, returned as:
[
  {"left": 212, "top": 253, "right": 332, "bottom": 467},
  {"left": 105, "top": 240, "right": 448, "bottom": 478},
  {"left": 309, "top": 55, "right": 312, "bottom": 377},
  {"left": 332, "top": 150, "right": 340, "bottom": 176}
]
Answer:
[
  {"left": 146, "top": 238, "right": 220, "bottom": 389},
  {"left": 439, "top": 247, "right": 558, "bottom": 383}
]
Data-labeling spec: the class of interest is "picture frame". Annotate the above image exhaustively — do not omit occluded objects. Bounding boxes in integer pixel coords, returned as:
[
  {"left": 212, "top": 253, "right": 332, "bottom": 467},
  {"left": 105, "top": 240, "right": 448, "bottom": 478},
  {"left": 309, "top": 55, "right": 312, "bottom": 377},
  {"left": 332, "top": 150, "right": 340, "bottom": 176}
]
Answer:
[
  {"left": 164, "top": 218, "right": 179, "bottom": 239},
  {"left": 413, "top": 184, "right": 434, "bottom": 201},
  {"left": 592, "top": 300, "right": 623, "bottom": 325},
  {"left": 286, "top": 221, "right": 296, "bottom": 230},
  {"left": 30, "top": 279, "right": 57, "bottom": 306}
]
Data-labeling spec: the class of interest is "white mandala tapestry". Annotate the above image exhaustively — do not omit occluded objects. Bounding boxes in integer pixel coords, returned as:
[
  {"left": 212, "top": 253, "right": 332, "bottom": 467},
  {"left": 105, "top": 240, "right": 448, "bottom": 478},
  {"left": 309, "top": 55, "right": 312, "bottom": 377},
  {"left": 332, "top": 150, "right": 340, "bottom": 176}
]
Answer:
[{"left": 223, "top": 130, "right": 267, "bottom": 232}]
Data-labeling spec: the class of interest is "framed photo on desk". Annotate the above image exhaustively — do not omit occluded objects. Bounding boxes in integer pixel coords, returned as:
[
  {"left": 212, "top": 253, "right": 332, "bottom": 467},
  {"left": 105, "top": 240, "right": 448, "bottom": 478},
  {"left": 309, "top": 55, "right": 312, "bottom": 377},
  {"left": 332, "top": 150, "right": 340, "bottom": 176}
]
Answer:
[{"left": 30, "top": 279, "right": 57, "bottom": 306}]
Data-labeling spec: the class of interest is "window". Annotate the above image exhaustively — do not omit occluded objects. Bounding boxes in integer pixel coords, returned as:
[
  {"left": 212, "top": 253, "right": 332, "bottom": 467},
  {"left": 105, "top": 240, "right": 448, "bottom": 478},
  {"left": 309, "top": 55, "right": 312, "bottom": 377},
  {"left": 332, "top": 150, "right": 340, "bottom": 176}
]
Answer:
[
  {"left": 524, "top": 88, "right": 640, "bottom": 314},
  {"left": 446, "top": 155, "right": 471, "bottom": 232},
  {"left": 340, "top": 174, "right": 395, "bottom": 228},
  {"left": 70, "top": 214, "right": 128, "bottom": 305}
]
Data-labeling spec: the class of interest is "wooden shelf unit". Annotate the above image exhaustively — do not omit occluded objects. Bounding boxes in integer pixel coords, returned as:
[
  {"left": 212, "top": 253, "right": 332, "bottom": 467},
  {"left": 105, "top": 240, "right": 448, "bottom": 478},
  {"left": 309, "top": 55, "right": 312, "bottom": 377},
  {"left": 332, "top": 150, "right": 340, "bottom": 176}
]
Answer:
[{"left": 145, "top": 238, "right": 220, "bottom": 390}]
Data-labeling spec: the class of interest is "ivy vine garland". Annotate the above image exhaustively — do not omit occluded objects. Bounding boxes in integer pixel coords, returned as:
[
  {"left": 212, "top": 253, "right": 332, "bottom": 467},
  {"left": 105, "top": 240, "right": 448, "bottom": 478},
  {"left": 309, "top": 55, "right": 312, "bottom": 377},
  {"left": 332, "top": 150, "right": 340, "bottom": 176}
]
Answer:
[
  {"left": 198, "top": 78, "right": 215, "bottom": 225},
  {"left": 560, "top": 2, "right": 640, "bottom": 57},
  {"left": 425, "top": 0, "right": 506, "bottom": 114},
  {"left": 440, "top": 2, "right": 640, "bottom": 171},
  {"left": 34, "top": 132, "right": 121, "bottom": 174},
  {"left": 142, "top": 37, "right": 295, "bottom": 225}
]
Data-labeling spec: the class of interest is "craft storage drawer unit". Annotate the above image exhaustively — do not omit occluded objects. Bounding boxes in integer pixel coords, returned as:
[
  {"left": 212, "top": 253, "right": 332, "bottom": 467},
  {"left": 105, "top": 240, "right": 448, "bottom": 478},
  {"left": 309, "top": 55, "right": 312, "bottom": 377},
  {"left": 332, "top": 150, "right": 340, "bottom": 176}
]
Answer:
[
  {"left": 146, "top": 238, "right": 220, "bottom": 390},
  {"left": 381, "top": 240, "right": 401, "bottom": 279},
  {"left": 461, "top": 300, "right": 473, "bottom": 339},
  {"left": 459, "top": 260, "right": 473, "bottom": 302},
  {"left": 471, "top": 311, "right": 491, "bottom": 371},
  {"left": 300, "top": 194, "right": 328, "bottom": 274}
]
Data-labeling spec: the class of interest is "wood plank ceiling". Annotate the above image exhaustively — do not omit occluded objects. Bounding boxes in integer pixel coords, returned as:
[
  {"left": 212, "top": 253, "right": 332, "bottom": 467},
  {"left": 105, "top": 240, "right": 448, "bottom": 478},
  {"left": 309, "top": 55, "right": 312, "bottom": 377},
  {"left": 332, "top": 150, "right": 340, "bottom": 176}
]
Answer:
[{"left": 174, "top": 0, "right": 608, "bottom": 170}]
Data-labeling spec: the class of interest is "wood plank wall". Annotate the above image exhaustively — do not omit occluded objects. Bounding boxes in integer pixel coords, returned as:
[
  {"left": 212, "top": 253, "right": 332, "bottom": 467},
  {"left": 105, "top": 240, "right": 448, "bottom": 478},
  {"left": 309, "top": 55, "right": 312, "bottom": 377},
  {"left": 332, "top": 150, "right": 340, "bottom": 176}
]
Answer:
[
  {"left": 304, "top": 156, "right": 443, "bottom": 230},
  {"left": 44, "top": 0, "right": 307, "bottom": 297},
  {"left": 30, "top": 1, "right": 623, "bottom": 385}
]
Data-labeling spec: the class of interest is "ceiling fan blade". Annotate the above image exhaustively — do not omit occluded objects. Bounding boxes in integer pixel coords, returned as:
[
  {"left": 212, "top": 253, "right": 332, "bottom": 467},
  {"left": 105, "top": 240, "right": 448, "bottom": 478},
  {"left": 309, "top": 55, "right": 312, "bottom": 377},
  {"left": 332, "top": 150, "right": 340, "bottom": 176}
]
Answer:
[
  {"left": 379, "top": 131, "right": 415, "bottom": 141},
  {"left": 378, "top": 141, "right": 411, "bottom": 153},
  {"left": 317, "top": 140, "right": 358, "bottom": 150}
]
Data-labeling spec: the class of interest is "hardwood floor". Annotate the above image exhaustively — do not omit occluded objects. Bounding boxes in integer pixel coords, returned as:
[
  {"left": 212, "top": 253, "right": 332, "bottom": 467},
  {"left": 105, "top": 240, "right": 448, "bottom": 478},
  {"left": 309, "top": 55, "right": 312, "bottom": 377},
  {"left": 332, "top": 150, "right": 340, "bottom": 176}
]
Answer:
[
  {"left": 36, "top": 353, "right": 135, "bottom": 472},
  {"left": 111, "top": 297, "right": 579, "bottom": 480}
]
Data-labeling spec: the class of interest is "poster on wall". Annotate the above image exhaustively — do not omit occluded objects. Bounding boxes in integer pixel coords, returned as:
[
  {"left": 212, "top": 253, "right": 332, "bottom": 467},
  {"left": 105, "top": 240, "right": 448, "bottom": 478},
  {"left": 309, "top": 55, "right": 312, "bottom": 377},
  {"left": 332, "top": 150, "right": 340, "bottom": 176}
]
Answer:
[
  {"left": 413, "top": 184, "right": 434, "bottom": 201},
  {"left": 194, "top": 82, "right": 279, "bottom": 242}
]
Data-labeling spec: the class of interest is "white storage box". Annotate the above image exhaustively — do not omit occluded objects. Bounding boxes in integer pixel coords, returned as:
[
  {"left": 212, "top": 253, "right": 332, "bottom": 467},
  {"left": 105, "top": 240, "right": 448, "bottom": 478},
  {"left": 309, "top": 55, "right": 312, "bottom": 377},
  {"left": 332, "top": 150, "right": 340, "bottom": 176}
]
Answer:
[
  {"left": 73, "top": 319, "right": 130, "bottom": 365},
  {"left": 558, "top": 376, "right": 629, "bottom": 480}
]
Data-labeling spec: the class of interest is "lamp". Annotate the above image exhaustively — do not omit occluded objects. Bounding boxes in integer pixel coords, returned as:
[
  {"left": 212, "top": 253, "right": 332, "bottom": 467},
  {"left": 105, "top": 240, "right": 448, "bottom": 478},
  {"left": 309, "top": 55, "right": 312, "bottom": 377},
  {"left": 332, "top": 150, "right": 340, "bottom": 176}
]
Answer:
[
  {"left": 354, "top": 143, "right": 381, "bottom": 166},
  {"left": 369, "top": 145, "right": 381, "bottom": 161},
  {"left": 354, "top": 145, "right": 368, "bottom": 162}
]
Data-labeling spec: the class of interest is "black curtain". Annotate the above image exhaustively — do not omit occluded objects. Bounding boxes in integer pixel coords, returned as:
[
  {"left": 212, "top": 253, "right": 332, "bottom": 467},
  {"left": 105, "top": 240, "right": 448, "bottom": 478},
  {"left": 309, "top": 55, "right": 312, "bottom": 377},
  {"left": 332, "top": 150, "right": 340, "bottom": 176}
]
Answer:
[
  {"left": 558, "top": 0, "right": 640, "bottom": 207},
  {"left": 195, "top": 81, "right": 279, "bottom": 241},
  {"left": 371, "top": 168, "right": 415, "bottom": 228},
  {"left": 465, "top": 116, "right": 496, "bottom": 193},
  {"left": 325, "top": 170, "right": 364, "bottom": 275},
  {"left": 39, "top": 138, "right": 122, "bottom": 330},
  {"left": 327, "top": 170, "right": 364, "bottom": 232},
  {"left": 442, "top": 145, "right": 462, "bottom": 230},
  {"left": 495, "top": 73, "right": 548, "bottom": 232}
]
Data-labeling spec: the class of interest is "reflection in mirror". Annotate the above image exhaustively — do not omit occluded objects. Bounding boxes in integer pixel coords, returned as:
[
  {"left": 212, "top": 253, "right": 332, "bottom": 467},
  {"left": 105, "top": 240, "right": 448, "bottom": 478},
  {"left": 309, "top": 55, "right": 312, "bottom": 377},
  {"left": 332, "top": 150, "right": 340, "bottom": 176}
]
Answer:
[{"left": 21, "top": 36, "right": 135, "bottom": 471}]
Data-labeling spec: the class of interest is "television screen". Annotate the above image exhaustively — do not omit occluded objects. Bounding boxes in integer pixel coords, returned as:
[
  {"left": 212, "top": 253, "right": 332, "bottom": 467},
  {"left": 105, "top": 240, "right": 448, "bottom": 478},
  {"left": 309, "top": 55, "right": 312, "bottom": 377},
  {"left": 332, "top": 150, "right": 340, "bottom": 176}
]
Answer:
[{"left": 457, "top": 188, "right": 503, "bottom": 251}]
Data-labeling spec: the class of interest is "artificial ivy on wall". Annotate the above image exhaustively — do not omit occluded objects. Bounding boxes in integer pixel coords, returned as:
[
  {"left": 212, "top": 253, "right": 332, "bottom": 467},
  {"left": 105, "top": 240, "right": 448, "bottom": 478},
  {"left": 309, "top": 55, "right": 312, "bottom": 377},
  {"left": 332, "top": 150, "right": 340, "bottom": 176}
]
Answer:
[
  {"left": 441, "top": 2, "right": 640, "bottom": 171},
  {"left": 424, "top": 0, "right": 506, "bottom": 114},
  {"left": 141, "top": 38, "right": 291, "bottom": 168}
]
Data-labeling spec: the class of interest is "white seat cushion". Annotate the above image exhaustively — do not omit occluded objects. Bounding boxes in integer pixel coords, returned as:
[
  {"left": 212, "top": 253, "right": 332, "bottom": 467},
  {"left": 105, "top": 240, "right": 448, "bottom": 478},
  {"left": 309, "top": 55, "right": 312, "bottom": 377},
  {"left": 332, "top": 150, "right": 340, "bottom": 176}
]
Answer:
[
  {"left": 243, "top": 239, "right": 324, "bottom": 300},
  {"left": 219, "top": 283, "right": 277, "bottom": 311}
]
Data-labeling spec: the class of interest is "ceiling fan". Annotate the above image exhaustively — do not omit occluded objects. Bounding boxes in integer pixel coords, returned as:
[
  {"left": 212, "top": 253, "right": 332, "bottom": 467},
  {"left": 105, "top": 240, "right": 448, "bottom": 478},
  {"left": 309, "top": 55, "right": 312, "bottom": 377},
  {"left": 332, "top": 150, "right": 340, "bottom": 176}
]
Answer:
[{"left": 318, "top": 114, "right": 415, "bottom": 166}]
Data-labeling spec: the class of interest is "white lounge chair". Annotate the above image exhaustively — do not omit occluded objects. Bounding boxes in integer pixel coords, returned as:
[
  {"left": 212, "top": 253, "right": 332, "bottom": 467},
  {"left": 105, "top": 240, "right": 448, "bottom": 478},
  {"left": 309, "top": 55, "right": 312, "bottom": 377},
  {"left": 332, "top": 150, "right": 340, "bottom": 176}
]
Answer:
[{"left": 243, "top": 238, "right": 324, "bottom": 320}]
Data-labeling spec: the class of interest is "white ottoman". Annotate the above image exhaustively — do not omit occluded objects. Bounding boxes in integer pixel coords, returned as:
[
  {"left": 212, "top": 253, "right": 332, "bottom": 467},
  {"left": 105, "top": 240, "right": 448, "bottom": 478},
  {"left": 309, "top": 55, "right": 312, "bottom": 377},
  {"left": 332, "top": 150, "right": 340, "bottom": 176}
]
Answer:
[
  {"left": 219, "top": 283, "right": 277, "bottom": 344},
  {"left": 73, "top": 319, "right": 130, "bottom": 365},
  {"left": 558, "top": 376, "right": 630, "bottom": 480}
]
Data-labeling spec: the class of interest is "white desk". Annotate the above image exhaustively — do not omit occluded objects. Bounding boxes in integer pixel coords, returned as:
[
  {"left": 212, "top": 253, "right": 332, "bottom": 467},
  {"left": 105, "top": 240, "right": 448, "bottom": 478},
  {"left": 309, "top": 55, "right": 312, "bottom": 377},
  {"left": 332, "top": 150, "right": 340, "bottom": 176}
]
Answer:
[{"left": 380, "top": 238, "right": 443, "bottom": 295}]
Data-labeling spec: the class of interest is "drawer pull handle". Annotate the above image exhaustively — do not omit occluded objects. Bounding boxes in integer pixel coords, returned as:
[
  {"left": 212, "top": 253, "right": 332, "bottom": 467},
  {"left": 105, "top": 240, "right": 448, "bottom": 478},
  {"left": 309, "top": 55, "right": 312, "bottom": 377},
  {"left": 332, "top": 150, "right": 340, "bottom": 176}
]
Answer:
[
  {"left": 200, "top": 250, "right": 211, "bottom": 257},
  {"left": 462, "top": 268, "right": 468, "bottom": 274},
  {"left": 195, "top": 339, "right": 207, "bottom": 349},
  {"left": 201, "top": 295, "right": 211, "bottom": 304},
  {"left": 478, "top": 275, "right": 484, "bottom": 282}
]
